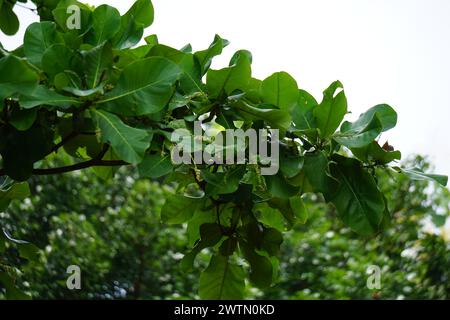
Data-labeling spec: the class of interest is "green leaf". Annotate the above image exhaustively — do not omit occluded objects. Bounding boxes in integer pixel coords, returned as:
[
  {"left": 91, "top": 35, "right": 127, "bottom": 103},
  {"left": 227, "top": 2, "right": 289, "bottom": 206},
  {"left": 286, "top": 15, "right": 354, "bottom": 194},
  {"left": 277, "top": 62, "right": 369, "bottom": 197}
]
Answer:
[
  {"left": 181, "top": 223, "right": 223, "bottom": 271},
  {"left": 91, "top": 109, "right": 150, "bottom": 164},
  {"left": 81, "top": 42, "right": 113, "bottom": 89},
  {"left": 292, "top": 89, "right": 318, "bottom": 131},
  {"left": 2, "top": 230, "right": 40, "bottom": 261},
  {"left": 112, "top": 0, "right": 154, "bottom": 49},
  {"left": 0, "top": 272, "right": 31, "bottom": 300},
  {"left": 0, "top": 2, "right": 19, "bottom": 36},
  {"left": 0, "top": 182, "right": 30, "bottom": 212},
  {"left": 88, "top": 4, "right": 121, "bottom": 45},
  {"left": 260, "top": 228, "right": 283, "bottom": 256},
  {"left": 234, "top": 100, "right": 291, "bottom": 132},
  {"left": 161, "top": 194, "right": 201, "bottom": 224},
  {"left": 202, "top": 166, "right": 246, "bottom": 196},
  {"left": 289, "top": 196, "right": 308, "bottom": 224},
  {"left": 240, "top": 241, "right": 274, "bottom": 288},
  {"left": 199, "top": 254, "right": 245, "bottom": 300},
  {"left": 280, "top": 149, "right": 304, "bottom": 179},
  {"left": 0, "top": 55, "right": 39, "bottom": 100},
  {"left": 219, "top": 237, "right": 238, "bottom": 256},
  {"left": 303, "top": 151, "right": 335, "bottom": 194},
  {"left": 260, "top": 71, "right": 299, "bottom": 111},
  {"left": 148, "top": 44, "right": 202, "bottom": 94},
  {"left": 265, "top": 173, "right": 300, "bottom": 199},
  {"left": 97, "top": 57, "right": 181, "bottom": 116},
  {"left": 195, "top": 34, "right": 229, "bottom": 75},
  {"left": 342, "top": 104, "right": 397, "bottom": 133},
  {"left": 334, "top": 113, "right": 383, "bottom": 148},
  {"left": 23, "top": 21, "right": 62, "bottom": 67},
  {"left": 394, "top": 167, "right": 448, "bottom": 187},
  {"left": 206, "top": 52, "right": 251, "bottom": 98},
  {"left": 19, "top": 85, "right": 82, "bottom": 109},
  {"left": 268, "top": 197, "right": 305, "bottom": 228},
  {"left": 351, "top": 141, "right": 401, "bottom": 164},
  {"left": 138, "top": 153, "right": 173, "bottom": 179},
  {"left": 327, "top": 156, "right": 385, "bottom": 236},
  {"left": 253, "top": 202, "right": 286, "bottom": 232},
  {"left": 9, "top": 108, "right": 37, "bottom": 131},
  {"left": 313, "top": 81, "right": 348, "bottom": 138},
  {"left": 42, "top": 44, "right": 75, "bottom": 79},
  {"left": 123, "top": 0, "right": 154, "bottom": 27}
]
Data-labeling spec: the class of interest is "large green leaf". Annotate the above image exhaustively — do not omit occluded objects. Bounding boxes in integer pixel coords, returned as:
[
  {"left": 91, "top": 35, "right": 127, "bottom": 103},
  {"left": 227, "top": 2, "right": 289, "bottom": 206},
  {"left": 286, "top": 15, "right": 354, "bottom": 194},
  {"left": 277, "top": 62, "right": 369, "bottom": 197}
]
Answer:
[
  {"left": 199, "top": 254, "right": 245, "bottom": 300},
  {"left": 206, "top": 52, "right": 251, "bottom": 98},
  {"left": 202, "top": 166, "right": 246, "bottom": 196},
  {"left": 393, "top": 167, "right": 448, "bottom": 187},
  {"left": 96, "top": 57, "right": 181, "bottom": 116},
  {"left": 42, "top": 44, "right": 75, "bottom": 79},
  {"left": 292, "top": 89, "right": 318, "bottom": 131},
  {"left": 253, "top": 202, "right": 286, "bottom": 232},
  {"left": 161, "top": 194, "right": 201, "bottom": 224},
  {"left": 148, "top": 44, "right": 202, "bottom": 94},
  {"left": 112, "top": 0, "right": 154, "bottom": 49},
  {"left": 265, "top": 173, "right": 300, "bottom": 199},
  {"left": 195, "top": 34, "right": 229, "bottom": 75},
  {"left": 81, "top": 43, "right": 113, "bottom": 89},
  {"left": 23, "top": 21, "right": 62, "bottom": 67},
  {"left": 240, "top": 241, "right": 274, "bottom": 288},
  {"left": 313, "top": 81, "right": 348, "bottom": 138},
  {"left": 91, "top": 109, "right": 150, "bottom": 164},
  {"left": 0, "top": 55, "right": 39, "bottom": 101},
  {"left": 351, "top": 141, "right": 401, "bottom": 164},
  {"left": 260, "top": 71, "right": 299, "bottom": 111},
  {"left": 88, "top": 4, "right": 121, "bottom": 45},
  {"left": 0, "top": 182, "right": 30, "bottom": 212},
  {"left": 327, "top": 156, "right": 385, "bottom": 236},
  {"left": 334, "top": 113, "right": 383, "bottom": 148},
  {"left": 19, "top": 85, "right": 82, "bottom": 109},
  {"left": 181, "top": 223, "right": 223, "bottom": 271},
  {"left": 9, "top": 108, "right": 37, "bottom": 131},
  {"left": 303, "top": 151, "right": 335, "bottom": 194},
  {"left": 0, "top": 2, "right": 19, "bottom": 36},
  {"left": 0, "top": 272, "right": 30, "bottom": 300},
  {"left": 138, "top": 153, "right": 173, "bottom": 179},
  {"left": 233, "top": 100, "right": 291, "bottom": 131},
  {"left": 289, "top": 196, "right": 308, "bottom": 224},
  {"left": 342, "top": 104, "right": 397, "bottom": 133}
]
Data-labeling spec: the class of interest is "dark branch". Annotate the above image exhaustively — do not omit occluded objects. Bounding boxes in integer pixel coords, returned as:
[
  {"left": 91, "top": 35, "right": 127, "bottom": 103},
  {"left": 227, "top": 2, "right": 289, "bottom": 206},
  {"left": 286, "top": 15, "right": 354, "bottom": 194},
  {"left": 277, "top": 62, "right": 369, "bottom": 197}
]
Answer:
[{"left": 0, "top": 159, "right": 129, "bottom": 177}]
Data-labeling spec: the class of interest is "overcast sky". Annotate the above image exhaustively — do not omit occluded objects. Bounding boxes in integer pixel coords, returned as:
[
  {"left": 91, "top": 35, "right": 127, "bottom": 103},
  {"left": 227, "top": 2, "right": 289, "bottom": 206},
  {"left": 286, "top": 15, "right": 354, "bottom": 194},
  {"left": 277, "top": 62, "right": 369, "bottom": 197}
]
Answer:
[{"left": 1, "top": 0, "right": 449, "bottom": 179}]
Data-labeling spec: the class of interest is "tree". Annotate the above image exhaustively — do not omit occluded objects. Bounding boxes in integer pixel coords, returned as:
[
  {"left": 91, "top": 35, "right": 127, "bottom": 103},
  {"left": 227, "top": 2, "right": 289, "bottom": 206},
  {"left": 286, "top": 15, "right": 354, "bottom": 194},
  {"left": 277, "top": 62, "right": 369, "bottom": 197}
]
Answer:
[{"left": 0, "top": 0, "right": 447, "bottom": 299}]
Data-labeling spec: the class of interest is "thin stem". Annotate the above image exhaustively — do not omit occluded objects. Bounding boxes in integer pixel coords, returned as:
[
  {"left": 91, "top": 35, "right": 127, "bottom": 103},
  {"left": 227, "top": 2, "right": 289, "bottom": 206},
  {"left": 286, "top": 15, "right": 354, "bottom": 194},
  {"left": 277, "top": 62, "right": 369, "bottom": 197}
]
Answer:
[{"left": 8, "top": 1, "right": 37, "bottom": 13}]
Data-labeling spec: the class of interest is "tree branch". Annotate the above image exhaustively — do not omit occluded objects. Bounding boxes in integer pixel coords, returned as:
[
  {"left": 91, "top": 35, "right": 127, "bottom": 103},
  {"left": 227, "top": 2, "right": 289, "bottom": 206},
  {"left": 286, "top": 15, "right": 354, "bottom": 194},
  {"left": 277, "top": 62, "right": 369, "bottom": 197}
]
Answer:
[{"left": 0, "top": 159, "right": 129, "bottom": 177}]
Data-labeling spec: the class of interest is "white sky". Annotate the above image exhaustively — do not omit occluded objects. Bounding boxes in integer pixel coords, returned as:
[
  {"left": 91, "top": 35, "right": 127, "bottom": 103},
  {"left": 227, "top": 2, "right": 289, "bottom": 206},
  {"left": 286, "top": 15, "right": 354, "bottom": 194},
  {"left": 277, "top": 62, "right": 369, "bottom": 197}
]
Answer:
[{"left": 1, "top": 0, "right": 450, "bottom": 178}]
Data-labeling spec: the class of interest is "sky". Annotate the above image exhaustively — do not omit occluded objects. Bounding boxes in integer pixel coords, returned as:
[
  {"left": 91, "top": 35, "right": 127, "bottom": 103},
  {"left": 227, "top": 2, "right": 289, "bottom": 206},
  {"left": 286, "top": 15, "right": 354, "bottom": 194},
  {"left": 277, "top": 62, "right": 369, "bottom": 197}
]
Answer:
[{"left": 1, "top": 0, "right": 449, "bottom": 179}]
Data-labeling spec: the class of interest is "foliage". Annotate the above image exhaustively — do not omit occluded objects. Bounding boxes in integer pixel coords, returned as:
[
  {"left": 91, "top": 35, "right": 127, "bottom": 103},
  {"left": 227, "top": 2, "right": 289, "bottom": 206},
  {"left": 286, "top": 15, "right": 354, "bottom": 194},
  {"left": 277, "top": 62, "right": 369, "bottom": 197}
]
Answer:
[
  {"left": 0, "top": 156, "right": 448, "bottom": 299},
  {"left": 0, "top": 0, "right": 448, "bottom": 299},
  {"left": 262, "top": 156, "right": 450, "bottom": 299}
]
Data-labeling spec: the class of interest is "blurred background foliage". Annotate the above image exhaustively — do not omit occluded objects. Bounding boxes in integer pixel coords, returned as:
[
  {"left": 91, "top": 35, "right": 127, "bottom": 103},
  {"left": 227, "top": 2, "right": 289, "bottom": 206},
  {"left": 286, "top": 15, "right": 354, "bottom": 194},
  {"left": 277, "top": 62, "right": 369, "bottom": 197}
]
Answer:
[{"left": 0, "top": 155, "right": 449, "bottom": 299}]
